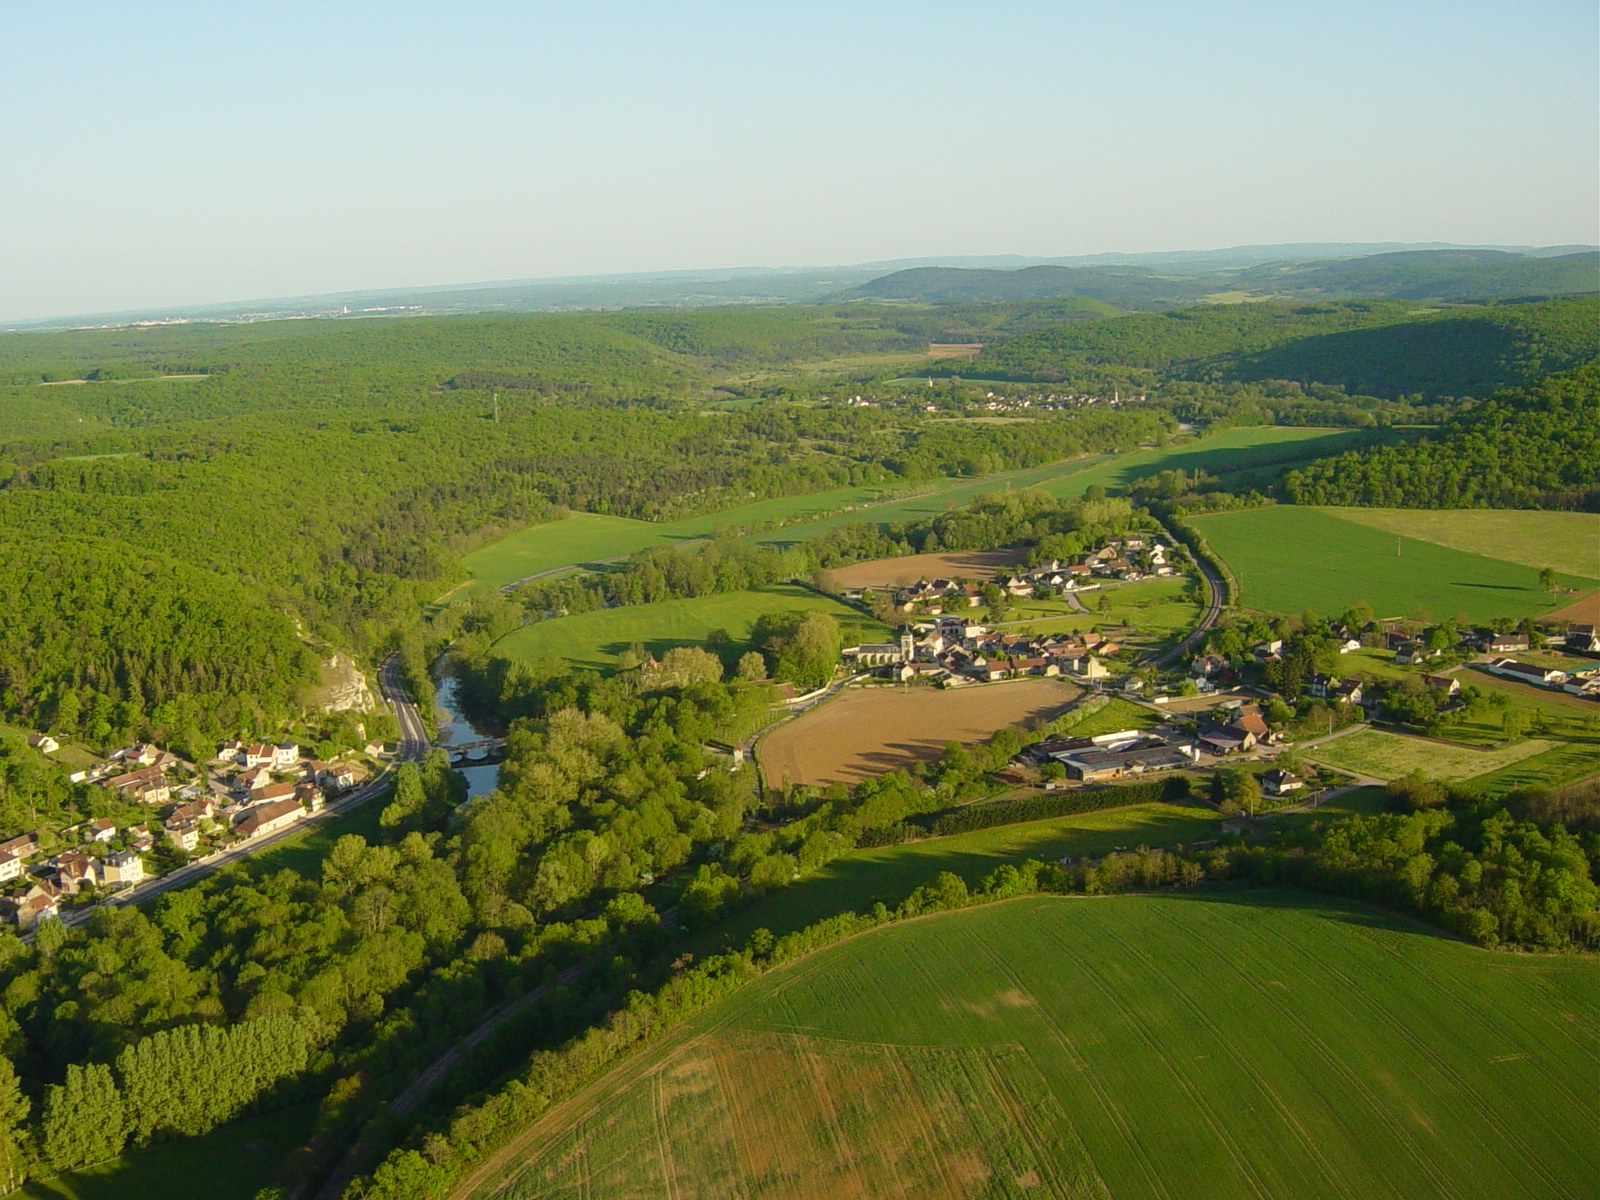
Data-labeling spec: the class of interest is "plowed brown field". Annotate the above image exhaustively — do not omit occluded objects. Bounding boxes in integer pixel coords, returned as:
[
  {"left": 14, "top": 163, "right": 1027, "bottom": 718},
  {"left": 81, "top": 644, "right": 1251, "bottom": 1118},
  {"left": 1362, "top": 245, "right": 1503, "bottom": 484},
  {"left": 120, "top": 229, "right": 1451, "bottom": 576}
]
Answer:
[
  {"left": 759, "top": 678, "right": 1079, "bottom": 788},
  {"left": 1548, "top": 589, "right": 1600, "bottom": 624},
  {"left": 824, "top": 550, "right": 1026, "bottom": 590}
]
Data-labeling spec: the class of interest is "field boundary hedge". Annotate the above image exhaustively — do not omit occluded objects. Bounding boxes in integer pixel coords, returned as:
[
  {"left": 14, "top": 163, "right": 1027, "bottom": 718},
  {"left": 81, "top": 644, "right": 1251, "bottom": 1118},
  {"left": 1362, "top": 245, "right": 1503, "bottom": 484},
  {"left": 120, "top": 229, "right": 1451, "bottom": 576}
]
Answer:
[{"left": 1164, "top": 514, "right": 1236, "bottom": 607}]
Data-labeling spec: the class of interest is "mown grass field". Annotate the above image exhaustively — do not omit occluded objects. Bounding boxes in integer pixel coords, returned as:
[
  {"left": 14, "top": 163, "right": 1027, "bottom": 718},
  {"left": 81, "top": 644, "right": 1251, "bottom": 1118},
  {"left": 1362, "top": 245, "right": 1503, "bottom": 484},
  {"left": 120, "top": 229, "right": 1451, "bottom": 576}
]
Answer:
[
  {"left": 1325, "top": 507, "right": 1600, "bottom": 579},
  {"left": 1056, "top": 695, "right": 1160, "bottom": 737},
  {"left": 491, "top": 584, "right": 887, "bottom": 672},
  {"left": 1193, "top": 506, "right": 1598, "bottom": 621},
  {"left": 1307, "top": 728, "right": 1555, "bottom": 782},
  {"left": 463, "top": 892, "right": 1599, "bottom": 1200}
]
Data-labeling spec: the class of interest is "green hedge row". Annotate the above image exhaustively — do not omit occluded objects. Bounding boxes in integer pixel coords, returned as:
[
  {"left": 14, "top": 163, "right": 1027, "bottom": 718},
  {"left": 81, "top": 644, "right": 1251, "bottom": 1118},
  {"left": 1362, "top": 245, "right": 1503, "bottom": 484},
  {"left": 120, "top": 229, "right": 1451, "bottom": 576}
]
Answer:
[{"left": 858, "top": 773, "right": 1193, "bottom": 846}]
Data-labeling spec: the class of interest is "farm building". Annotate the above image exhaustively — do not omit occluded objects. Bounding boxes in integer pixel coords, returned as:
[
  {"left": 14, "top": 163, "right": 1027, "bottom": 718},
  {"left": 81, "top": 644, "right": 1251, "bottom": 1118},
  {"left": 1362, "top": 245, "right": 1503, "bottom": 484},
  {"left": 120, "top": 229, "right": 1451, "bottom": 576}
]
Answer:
[
  {"left": 1055, "top": 741, "right": 1192, "bottom": 783},
  {"left": 1485, "top": 658, "right": 1567, "bottom": 687}
]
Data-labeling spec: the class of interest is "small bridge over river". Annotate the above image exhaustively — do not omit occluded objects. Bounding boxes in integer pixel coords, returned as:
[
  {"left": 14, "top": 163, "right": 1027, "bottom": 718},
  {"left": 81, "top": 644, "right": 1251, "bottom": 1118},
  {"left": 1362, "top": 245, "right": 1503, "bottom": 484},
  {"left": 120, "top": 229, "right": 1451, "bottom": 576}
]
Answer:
[{"left": 440, "top": 737, "right": 508, "bottom": 767}]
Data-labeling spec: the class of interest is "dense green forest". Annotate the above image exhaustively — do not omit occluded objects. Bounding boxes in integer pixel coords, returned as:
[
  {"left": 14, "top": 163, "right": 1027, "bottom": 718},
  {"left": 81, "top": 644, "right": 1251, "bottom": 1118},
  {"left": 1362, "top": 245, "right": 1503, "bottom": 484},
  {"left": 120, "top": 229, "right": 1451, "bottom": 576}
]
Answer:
[
  {"left": 0, "top": 290, "right": 1595, "bottom": 752},
  {"left": 1284, "top": 364, "right": 1600, "bottom": 510}
]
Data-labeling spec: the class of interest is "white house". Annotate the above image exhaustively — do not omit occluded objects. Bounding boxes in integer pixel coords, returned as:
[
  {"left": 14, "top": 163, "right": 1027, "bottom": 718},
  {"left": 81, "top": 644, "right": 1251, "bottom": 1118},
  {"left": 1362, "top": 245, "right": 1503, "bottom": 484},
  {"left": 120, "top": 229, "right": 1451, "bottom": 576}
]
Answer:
[
  {"left": 101, "top": 851, "right": 145, "bottom": 887},
  {"left": 27, "top": 734, "right": 59, "bottom": 754}
]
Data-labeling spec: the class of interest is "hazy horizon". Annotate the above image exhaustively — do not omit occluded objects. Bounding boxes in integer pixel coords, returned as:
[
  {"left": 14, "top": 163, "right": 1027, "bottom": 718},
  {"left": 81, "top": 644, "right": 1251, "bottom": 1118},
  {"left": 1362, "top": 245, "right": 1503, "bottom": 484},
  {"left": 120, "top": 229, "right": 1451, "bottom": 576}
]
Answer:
[{"left": 4, "top": 1, "right": 1596, "bottom": 323}]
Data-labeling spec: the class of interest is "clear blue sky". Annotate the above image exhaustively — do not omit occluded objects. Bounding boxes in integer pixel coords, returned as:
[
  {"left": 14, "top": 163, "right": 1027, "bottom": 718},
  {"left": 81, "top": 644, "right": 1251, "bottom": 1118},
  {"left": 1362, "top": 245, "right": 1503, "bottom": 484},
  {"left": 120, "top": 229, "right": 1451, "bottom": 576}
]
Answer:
[{"left": 2, "top": 1, "right": 1595, "bottom": 321}]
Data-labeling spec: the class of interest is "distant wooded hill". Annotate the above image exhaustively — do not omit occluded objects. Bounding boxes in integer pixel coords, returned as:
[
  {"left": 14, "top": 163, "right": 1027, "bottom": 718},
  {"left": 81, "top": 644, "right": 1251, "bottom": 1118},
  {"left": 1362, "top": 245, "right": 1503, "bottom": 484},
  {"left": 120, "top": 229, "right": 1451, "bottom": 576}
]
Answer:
[
  {"left": 845, "top": 249, "right": 1599, "bottom": 309},
  {"left": 942, "top": 295, "right": 1600, "bottom": 401}
]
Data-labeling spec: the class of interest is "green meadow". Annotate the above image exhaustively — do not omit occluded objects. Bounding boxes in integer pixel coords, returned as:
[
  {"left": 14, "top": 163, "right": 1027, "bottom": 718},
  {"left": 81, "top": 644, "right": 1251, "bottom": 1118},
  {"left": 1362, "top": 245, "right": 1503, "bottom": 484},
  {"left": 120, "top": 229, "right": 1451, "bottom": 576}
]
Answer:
[
  {"left": 1193, "top": 505, "right": 1598, "bottom": 621},
  {"left": 693, "top": 799, "right": 1221, "bottom": 953},
  {"left": 1307, "top": 728, "right": 1556, "bottom": 782},
  {"left": 459, "top": 486, "right": 882, "bottom": 589},
  {"left": 456, "top": 426, "right": 1378, "bottom": 593},
  {"left": 468, "top": 892, "right": 1599, "bottom": 1200},
  {"left": 491, "top": 583, "right": 887, "bottom": 672}
]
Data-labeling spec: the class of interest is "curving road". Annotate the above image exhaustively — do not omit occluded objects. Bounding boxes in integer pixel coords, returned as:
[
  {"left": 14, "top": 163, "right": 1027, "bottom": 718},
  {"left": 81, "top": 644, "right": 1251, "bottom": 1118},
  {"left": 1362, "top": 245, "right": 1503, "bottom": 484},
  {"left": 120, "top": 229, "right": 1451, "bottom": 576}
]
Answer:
[
  {"left": 58, "top": 653, "right": 428, "bottom": 926},
  {"left": 1153, "top": 525, "right": 1229, "bottom": 671}
]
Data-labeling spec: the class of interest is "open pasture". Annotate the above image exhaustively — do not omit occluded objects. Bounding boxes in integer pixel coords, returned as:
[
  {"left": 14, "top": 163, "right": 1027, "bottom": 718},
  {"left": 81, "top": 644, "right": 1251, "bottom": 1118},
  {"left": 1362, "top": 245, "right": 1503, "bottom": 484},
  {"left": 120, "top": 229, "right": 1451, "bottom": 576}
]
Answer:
[
  {"left": 456, "top": 428, "right": 1374, "bottom": 594},
  {"left": 1306, "top": 727, "right": 1555, "bottom": 782},
  {"left": 1054, "top": 424, "right": 1376, "bottom": 498},
  {"left": 824, "top": 548, "right": 1026, "bottom": 589},
  {"left": 461, "top": 892, "right": 1600, "bottom": 1200},
  {"left": 460, "top": 487, "right": 880, "bottom": 590},
  {"left": 491, "top": 584, "right": 886, "bottom": 673},
  {"left": 1193, "top": 506, "right": 1598, "bottom": 621},
  {"left": 758, "top": 678, "right": 1079, "bottom": 788},
  {"left": 1324, "top": 507, "right": 1600, "bottom": 579}
]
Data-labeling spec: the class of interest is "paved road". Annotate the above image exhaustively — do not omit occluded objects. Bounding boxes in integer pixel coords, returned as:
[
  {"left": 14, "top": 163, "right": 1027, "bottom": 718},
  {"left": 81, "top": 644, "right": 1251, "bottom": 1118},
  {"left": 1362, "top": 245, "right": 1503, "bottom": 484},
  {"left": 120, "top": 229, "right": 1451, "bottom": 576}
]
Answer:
[
  {"left": 1152, "top": 525, "right": 1228, "bottom": 671},
  {"left": 59, "top": 654, "right": 427, "bottom": 926}
]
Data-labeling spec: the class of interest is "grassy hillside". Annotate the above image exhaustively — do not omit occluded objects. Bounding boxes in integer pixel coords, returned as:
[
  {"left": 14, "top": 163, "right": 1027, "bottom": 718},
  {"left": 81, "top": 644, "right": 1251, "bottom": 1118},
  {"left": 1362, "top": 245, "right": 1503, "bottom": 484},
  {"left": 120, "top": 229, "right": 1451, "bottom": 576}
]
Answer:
[
  {"left": 1323, "top": 508, "right": 1600, "bottom": 578},
  {"left": 1193, "top": 506, "right": 1598, "bottom": 621},
  {"left": 492, "top": 583, "right": 886, "bottom": 672},
  {"left": 465, "top": 892, "right": 1600, "bottom": 1200}
]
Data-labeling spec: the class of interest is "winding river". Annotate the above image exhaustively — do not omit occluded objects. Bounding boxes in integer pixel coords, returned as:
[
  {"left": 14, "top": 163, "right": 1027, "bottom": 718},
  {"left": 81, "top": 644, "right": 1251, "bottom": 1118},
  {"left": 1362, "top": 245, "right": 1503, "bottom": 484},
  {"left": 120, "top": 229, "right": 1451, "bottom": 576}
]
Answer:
[{"left": 433, "top": 674, "right": 501, "bottom": 798}]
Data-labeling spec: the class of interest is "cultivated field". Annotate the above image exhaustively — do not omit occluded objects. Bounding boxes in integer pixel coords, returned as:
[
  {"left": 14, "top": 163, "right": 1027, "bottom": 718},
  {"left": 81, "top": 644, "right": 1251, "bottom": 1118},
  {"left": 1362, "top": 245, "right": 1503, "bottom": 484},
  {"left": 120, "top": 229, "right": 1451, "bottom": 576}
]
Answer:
[
  {"left": 758, "top": 678, "right": 1079, "bottom": 788},
  {"left": 491, "top": 584, "right": 886, "bottom": 673},
  {"left": 1324, "top": 507, "right": 1600, "bottom": 579},
  {"left": 1193, "top": 506, "right": 1599, "bottom": 621},
  {"left": 1307, "top": 728, "right": 1555, "bottom": 782},
  {"left": 460, "top": 893, "right": 1600, "bottom": 1200},
  {"left": 1467, "top": 741, "right": 1600, "bottom": 796},
  {"left": 824, "top": 549, "right": 1026, "bottom": 589},
  {"left": 1549, "top": 590, "right": 1600, "bottom": 624}
]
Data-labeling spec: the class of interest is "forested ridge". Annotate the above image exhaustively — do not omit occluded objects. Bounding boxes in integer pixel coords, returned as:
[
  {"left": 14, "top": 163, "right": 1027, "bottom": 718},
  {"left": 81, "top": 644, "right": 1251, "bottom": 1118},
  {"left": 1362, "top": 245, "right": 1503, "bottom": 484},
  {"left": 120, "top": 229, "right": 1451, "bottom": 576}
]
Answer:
[
  {"left": 1284, "top": 363, "right": 1600, "bottom": 510},
  {"left": 949, "top": 296, "right": 1599, "bottom": 400}
]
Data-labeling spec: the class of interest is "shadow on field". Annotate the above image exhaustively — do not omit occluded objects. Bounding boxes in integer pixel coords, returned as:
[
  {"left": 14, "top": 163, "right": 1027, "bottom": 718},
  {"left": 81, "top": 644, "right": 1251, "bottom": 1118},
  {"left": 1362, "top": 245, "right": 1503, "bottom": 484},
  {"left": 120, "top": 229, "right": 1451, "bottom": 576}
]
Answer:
[{"left": 1151, "top": 886, "right": 1461, "bottom": 942}]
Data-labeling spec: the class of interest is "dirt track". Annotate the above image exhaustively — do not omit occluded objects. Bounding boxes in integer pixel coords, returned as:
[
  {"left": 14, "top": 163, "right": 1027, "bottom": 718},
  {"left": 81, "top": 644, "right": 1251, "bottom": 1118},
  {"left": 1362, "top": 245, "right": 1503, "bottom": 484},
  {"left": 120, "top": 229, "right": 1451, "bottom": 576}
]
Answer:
[{"left": 758, "top": 678, "right": 1080, "bottom": 788}]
